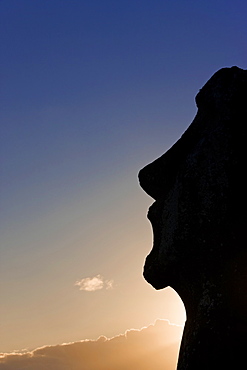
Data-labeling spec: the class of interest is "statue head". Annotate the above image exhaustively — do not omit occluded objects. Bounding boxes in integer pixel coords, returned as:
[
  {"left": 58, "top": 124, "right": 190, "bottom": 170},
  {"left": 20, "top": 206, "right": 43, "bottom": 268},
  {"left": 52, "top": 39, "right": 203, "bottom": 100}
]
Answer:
[{"left": 139, "top": 67, "right": 247, "bottom": 312}]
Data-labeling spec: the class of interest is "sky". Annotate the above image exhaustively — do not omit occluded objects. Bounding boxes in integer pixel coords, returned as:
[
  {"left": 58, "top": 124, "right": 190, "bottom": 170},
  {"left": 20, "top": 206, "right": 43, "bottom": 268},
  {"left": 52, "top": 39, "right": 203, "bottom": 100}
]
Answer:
[{"left": 0, "top": 0, "right": 246, "bottom": 367}]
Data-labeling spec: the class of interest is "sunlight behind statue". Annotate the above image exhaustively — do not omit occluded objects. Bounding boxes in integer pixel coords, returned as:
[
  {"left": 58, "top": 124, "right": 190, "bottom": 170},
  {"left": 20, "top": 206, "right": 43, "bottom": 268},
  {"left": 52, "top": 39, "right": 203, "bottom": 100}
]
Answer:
[{"left": 139, "top": 66, "right": 247, "bottom": 369}]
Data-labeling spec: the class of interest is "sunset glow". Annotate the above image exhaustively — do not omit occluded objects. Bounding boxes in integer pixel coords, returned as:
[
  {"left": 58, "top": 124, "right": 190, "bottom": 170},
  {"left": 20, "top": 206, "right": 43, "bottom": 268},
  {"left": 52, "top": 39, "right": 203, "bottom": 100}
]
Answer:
[
  {"left": 1, "top": 1, "right": 246, "bottom": 369},
  {"left": 0, "top": 320, "right": 183, "bottom": 369}
]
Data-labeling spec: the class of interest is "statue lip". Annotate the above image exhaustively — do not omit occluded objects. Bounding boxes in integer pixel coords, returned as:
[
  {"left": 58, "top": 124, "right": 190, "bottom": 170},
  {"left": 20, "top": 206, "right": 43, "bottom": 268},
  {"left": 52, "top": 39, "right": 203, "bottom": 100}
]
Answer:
[
  {"left": 147, "top": 201, "right": 157, "bottom": 221},
  {"left": 145, "top": 201, "right": 169, "bottom": 290}
]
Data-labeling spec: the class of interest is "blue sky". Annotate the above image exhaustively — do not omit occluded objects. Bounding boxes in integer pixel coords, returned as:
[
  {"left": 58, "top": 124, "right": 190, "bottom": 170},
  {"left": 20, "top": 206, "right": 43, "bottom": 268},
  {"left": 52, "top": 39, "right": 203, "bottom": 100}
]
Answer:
[{"left": 1, "top": 0, "right": 246, "bottom": 356}]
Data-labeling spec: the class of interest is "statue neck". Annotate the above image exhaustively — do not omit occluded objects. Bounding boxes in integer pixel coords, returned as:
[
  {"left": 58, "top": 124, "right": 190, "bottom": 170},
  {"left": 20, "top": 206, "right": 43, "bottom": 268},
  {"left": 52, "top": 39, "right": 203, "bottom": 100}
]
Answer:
[{"left": 176, "top": 280, "right": 247, "bottom": 369}]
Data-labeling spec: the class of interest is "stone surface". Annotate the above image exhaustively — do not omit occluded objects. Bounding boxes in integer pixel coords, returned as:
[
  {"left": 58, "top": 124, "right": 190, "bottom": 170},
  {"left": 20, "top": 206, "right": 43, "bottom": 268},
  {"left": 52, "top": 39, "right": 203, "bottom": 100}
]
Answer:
[{"left": 139, "top": 66, "right": 247, "bottom": 369}]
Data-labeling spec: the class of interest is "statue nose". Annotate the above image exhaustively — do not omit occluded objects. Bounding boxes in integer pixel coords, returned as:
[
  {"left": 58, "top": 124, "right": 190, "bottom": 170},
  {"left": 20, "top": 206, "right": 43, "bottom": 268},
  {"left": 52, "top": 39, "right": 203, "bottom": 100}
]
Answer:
[
  {"left": 138, "top": 160, "right": 164, "bottom": 200},
  {"left": 138, "top": 134, "right": 188, "bottom": 200}
]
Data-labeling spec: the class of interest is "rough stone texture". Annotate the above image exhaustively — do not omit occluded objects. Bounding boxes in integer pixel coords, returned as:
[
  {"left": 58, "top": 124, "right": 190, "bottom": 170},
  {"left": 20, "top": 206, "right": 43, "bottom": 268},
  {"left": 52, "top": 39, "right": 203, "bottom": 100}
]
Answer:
[{"left": 139, "top": 66, "right": 247, "bottom": 369}]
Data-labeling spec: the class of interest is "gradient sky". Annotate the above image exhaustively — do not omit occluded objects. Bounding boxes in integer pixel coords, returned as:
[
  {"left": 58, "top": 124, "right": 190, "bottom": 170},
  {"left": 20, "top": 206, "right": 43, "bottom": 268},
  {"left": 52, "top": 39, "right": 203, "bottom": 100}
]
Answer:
[{"left": 1, "top": 0, "right": 246, "bottom": 358}]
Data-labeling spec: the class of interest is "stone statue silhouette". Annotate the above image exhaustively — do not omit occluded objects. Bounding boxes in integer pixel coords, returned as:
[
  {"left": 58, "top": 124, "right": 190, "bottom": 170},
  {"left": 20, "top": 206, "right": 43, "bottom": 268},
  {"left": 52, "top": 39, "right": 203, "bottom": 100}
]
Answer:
[{"left": 139, "top": 66, "right": 247, "bottom": 369}]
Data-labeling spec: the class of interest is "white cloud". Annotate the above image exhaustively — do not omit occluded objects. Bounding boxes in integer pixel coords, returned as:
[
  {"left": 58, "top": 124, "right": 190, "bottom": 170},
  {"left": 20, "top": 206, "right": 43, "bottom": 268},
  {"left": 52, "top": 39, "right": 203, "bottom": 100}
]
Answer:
[
  {"left": 105, "top": 279, "right": 114, "bottom": 290},
  {"left": 75, "top": 275, "right": 113, "bottom": 292},
  {"left": 0, "top": 320, "right": 183, "bottom": 370}
]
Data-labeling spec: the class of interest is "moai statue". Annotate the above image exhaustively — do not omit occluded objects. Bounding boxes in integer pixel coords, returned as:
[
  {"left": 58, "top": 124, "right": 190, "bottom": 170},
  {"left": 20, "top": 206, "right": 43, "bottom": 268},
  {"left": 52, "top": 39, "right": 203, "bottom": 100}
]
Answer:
[{"left": 139, "top": 67, "right": 247, "bottom": 369}]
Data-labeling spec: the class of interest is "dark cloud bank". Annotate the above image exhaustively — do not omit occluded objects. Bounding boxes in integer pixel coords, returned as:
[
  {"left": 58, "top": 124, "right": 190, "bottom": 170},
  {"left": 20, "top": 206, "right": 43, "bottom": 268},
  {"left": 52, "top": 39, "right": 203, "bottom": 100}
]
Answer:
[{"left": 0, "top": 320, "right": 183, "bottom": 370}]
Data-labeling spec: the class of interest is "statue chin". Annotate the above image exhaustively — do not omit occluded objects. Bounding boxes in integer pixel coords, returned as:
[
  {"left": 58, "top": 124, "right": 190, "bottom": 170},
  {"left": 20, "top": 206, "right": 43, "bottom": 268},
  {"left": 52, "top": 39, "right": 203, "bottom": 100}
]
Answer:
[{"left": 143, "top": 253, "right": 166, "bottom": 290}]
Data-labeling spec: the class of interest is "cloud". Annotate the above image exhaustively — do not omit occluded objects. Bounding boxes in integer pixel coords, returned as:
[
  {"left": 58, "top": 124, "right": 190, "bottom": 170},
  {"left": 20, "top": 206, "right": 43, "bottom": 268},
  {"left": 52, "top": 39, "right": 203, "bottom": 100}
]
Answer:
[
  {"left": 0, "top": 320, "right": 183, "bottom": 370},
  {"left": 75, "top": 275, "right": 114, "bottom": 292}
]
